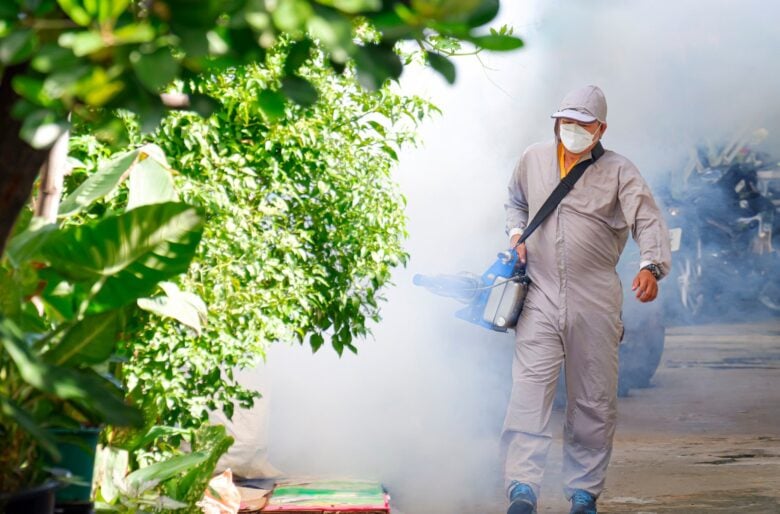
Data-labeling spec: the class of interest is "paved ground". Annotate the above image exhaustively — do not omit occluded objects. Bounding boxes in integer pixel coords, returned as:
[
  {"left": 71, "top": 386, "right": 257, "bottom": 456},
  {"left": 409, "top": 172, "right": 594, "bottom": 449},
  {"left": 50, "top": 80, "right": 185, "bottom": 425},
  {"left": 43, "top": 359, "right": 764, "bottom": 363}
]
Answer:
[{"left": 478, "top": 320, "right": 780, "bottom": 513}]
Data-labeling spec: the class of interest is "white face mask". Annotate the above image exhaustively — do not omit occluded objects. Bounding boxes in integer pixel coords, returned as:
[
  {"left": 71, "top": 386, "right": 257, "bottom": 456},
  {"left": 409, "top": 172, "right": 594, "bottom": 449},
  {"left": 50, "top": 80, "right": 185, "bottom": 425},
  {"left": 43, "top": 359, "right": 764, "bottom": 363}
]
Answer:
[{"left": 559, "top": 122, "right": 598, "bottom": 153}]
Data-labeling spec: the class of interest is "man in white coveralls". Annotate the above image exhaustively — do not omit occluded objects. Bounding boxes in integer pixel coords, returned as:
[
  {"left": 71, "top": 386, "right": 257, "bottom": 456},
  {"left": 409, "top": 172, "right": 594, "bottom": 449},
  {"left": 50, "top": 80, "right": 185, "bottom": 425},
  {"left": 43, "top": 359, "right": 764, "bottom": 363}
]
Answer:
[{"left": 502, "top": 85, "right": 672, "bottom": 514}]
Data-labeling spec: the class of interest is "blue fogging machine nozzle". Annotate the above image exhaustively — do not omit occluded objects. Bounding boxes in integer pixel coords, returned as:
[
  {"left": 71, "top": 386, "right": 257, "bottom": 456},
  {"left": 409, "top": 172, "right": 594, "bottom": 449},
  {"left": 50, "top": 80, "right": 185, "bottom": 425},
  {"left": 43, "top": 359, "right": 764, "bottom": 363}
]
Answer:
[{"left": 413, "top": 251, "right": 530, "bottom": 332}]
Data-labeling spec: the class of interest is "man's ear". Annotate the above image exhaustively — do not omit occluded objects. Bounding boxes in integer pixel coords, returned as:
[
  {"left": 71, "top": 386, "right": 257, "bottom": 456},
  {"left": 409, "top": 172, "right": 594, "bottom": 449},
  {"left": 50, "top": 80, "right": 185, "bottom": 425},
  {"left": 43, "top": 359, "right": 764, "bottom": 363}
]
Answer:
[{"left": 599, "top": 122, "right": 608, "bottom": 138}]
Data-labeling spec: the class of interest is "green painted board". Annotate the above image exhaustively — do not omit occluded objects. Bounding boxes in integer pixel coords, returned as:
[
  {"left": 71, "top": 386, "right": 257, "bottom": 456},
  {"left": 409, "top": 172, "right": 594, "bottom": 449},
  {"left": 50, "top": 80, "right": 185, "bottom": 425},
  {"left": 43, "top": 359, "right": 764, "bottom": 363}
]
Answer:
[{"left": 263, "top": 479, "right": 390, "bottom": 512}]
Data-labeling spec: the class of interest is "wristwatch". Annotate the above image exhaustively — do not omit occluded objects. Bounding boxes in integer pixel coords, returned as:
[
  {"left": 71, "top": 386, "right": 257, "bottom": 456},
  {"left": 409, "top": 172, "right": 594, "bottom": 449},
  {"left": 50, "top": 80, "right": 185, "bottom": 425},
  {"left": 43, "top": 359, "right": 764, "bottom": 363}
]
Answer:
[{"left": 641, "top": 263, "right": 662, "bottom": 279}]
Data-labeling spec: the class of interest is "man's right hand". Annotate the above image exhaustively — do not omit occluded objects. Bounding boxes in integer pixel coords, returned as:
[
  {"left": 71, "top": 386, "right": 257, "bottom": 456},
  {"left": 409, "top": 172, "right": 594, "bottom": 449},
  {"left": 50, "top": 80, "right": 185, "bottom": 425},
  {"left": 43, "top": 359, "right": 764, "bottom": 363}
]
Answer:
[{"left": 510, "top": 234, "right": 527, "bottom": 264}]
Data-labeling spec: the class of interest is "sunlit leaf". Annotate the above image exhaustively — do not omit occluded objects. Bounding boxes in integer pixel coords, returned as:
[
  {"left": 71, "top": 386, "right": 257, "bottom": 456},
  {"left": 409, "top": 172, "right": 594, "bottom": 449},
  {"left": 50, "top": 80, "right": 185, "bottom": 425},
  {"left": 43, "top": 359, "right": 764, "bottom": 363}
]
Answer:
[
  {"left": 42, "top": 202, "right": 204, "bottom": 312},
  {"left": 138, "top": 282, "right": 207, "bottom": 335},
  {"left": 126, "top": 452, "right": 210, "bottom": 494},
  {"left": 58, "top": 148, "right": 139, "bottom": 216},
  {"left": 127, "top": 152, "right": 178, "bottom": 210},
  {"left": 42, "top": 310, "right": 121, "bottom": 366},
  {"left": 57, "top": 0, "right": 92, "bottom": 26}
]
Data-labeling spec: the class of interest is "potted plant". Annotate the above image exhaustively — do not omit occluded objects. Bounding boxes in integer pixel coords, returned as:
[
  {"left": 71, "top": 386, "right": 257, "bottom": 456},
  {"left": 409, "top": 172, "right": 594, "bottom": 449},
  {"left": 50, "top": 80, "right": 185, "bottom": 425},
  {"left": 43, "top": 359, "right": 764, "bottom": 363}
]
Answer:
[{"left": 0, "top": 144, "right": 205, "bottom": 513}]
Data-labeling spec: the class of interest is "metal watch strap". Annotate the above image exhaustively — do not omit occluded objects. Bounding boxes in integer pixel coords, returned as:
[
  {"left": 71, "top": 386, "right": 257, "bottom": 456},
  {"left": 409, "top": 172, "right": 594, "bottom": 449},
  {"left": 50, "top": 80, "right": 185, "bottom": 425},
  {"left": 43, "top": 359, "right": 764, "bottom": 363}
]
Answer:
[{"left": 641, "top": 263, "right": 661, "bottom": 279}]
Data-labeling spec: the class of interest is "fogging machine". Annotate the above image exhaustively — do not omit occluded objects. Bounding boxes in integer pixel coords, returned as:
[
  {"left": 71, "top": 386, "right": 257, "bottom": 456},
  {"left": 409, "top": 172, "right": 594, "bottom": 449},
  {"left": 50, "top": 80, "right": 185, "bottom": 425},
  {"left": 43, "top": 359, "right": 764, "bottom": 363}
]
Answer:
[{"left": 414, "top": 250, "right": 529, "bottom": 331}]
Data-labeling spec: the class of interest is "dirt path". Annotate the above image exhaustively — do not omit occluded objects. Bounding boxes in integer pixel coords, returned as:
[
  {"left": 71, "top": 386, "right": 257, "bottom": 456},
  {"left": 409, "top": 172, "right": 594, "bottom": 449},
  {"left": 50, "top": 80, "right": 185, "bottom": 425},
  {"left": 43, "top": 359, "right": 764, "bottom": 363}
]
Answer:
[{"left": 478, "top": 320, "right": 780, "bottom": 513}]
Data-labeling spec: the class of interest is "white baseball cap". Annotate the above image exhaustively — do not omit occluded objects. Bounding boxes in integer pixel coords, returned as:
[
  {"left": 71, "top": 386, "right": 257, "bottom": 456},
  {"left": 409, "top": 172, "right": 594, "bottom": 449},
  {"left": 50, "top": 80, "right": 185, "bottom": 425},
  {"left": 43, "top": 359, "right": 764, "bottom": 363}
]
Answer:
[{"left": 551, "top": 85, "right": 607, "bottom": 124}]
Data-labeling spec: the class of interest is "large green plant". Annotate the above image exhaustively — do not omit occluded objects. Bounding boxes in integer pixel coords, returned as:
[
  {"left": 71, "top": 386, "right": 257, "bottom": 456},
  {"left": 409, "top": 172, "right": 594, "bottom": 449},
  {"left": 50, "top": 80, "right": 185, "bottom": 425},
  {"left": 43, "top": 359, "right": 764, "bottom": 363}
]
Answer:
[
  {"left": 0, "top": 144, "right": 205, "bottom": 494},
  {"left": 66, "top": 40, "right": 436, "bottom": 429}
]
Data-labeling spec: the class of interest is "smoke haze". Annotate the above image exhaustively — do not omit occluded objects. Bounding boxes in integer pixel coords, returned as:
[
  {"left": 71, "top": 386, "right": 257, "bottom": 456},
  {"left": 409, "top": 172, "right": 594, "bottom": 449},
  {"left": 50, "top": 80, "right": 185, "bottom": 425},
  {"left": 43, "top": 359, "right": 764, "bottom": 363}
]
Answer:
[{"left": 261, "top": 2, "right": 780, "bottom": 512}]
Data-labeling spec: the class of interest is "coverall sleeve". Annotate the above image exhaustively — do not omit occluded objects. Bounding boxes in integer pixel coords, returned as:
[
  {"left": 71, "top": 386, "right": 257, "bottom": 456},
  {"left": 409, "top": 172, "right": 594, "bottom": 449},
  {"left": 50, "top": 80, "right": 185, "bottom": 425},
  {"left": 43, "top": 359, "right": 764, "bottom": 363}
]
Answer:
[
  {"left": 505, "top": 156, "right": 529, "bottom": 235},
  {"left": 617, "top": 162, "right": 673, "bottom": 279}
]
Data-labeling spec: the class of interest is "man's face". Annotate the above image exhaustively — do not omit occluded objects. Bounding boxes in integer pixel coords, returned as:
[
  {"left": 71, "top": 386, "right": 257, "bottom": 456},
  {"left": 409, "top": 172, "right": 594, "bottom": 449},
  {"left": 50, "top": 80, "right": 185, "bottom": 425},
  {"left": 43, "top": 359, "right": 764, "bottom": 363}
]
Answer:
[{"left": 558, "top": 118, "right": 607, "bottom": 155}]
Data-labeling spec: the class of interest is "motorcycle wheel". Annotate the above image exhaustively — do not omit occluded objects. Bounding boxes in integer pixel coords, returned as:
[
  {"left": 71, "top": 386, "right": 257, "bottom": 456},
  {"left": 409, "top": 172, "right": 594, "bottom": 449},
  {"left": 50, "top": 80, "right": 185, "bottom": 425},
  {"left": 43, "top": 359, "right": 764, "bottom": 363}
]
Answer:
[{"left": 618, "top": 306, "right": 666, "bottom": 392}]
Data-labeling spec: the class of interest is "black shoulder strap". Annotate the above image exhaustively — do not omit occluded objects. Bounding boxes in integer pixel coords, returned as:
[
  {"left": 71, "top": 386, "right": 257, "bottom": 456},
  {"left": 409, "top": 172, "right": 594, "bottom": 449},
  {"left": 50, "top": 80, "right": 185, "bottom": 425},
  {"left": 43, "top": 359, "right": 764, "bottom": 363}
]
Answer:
[{"left": 515, "top": 142, "right": 605, "bottom": 247}]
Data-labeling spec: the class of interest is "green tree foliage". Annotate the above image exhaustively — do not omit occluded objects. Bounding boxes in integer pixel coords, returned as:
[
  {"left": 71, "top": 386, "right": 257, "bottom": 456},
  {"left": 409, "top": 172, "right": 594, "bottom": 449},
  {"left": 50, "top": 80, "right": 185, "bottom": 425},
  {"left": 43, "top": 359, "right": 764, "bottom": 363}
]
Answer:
[
  {"left": 0, "top": 0, "right": 522, "bottom": 269},
  {"left": 1, "top": 0, "right": 518, "bottom": 149},
  {"left": 68, "top": 41, "right": 437, "bottom": 428}
]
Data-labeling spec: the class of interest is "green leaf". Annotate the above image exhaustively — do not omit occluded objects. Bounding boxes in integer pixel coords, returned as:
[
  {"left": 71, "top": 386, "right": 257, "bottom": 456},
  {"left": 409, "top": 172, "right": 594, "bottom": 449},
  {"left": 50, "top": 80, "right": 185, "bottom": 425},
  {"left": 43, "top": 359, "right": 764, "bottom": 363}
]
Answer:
[
  {"left": 58, "top": 148, "right": 139, "bottom": 217},
  {"left": 427, "top": 52, "right": 456, "bottom": 84},
  {"left": 97, "top": 0, "right": 129, "bottom": 24},
  {"left": 272, "top": 0, "right": 314, "bottom": 32},
  {"left": 137, "top": 282, "right": 207, "bottom": 335},
  {"left": 257, "top": 89, "right": 287, "bottom": 120},
  {"left": 41, "top": 202, "right": 204, "bottom": 312},
  {"left": 122, "top": 425, "right": 192, "bottom": 452},
  {"left": 174, "top": 425, "right": 233, "bottom": 505},
  {"left": 131, "top": 47, "right": 180, "bottom": 93},
  {"left": 0, "top": 4, "right": 19, "bottom": 19},
  {"left": 314, "top": 0, "right": 381, "bottom": 14},
  {"left": 307, "top": 10, "right": 352, "bottom": 58},
  {"left": 58, "top": 30, "right": 105, "bottom": 57},
  {"left": 42, "top": 309, "right": 120, "bottom": 366},
  {"left": 127, "top": 152, "right": 177, "bottom": 210},
  {"left": 281, "top": 76, "right": 318, "bottom": 106},
  {"left": 0, "top": 29, "right": 37, "bottom": 65},
  {"left": 126, "top": 452, "right": 210, "bottom": 495},
  {"left": 284, "top": 37, "right": 314, "bottom": 75},
  {"left": 112, "top": 23, "right": 156, "bottom": 45},
  {"left": 0, "top": 317, "right": 142, "bottom": 427},
  {"left": 469, "top": 34, "right": 524, "bottom": 51},
  {"left": 0, "top": 396, "right": 61, "bottom": 460},
  {"left": 310, "top": 333, "right": 324, "bottom": 353},
  {"left": 57, "top": 0, "right": 92, "bottom": 26},
  {"left": 354, "top": 43, "right": 403, "bottom": 89},
  {"left": 466, "top": 0, "right": 499, "bottom": 27},
  {"left": 30, "top": 44, "right": 80, "bottom": 73},
  {"left": 5, "top": 218, "right": 58, "bottom": 267}
]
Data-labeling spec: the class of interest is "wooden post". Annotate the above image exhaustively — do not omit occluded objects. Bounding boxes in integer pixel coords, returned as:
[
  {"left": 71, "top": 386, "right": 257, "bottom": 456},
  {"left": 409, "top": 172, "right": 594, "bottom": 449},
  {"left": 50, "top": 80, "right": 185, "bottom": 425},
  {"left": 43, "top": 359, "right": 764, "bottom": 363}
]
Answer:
[{"left": 34, "top": 130, "right": 70, "bottom": 223}]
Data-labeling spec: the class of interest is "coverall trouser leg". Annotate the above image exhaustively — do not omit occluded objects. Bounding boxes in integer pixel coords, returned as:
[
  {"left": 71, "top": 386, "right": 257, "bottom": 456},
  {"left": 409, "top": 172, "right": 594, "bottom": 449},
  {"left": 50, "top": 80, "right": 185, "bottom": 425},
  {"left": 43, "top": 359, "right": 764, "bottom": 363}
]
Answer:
[
  {"left": 561, "top": 310, "right": 620, "bottom": 498},
  {"left": 501, "top": 303, "right": 564, "bottom": 499},
  {"left": 501, "top": 305, "right": 620, "bottom": 500}
]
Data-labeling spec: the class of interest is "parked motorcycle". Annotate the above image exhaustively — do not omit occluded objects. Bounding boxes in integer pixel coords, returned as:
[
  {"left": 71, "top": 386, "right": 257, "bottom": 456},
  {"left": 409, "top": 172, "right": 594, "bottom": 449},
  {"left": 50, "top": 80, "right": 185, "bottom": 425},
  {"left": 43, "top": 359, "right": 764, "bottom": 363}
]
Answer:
[{"left": 661, "top": 130, "right": 780, "bottom": 323}]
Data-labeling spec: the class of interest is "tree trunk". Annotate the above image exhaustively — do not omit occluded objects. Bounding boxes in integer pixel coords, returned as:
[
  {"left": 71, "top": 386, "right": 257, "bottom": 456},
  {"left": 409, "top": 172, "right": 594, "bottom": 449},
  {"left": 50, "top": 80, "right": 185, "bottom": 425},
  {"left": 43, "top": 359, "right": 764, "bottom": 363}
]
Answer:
[{"left": 0, "top": 65, "right": 49, "bottom": 256}]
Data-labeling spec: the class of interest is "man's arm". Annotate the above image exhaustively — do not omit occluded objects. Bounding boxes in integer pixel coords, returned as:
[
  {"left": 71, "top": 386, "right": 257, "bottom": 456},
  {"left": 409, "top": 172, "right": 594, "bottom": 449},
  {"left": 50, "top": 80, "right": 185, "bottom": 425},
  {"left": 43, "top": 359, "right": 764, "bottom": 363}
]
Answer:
[
  {"left": 505, "top": 157, "right": 529, "bottom": 262},
  {"left": 505, "top": 157, "right": 529, "bottom": 238},
  {"left": 618, "top": 162, "right": 672, "bottom": 301}
]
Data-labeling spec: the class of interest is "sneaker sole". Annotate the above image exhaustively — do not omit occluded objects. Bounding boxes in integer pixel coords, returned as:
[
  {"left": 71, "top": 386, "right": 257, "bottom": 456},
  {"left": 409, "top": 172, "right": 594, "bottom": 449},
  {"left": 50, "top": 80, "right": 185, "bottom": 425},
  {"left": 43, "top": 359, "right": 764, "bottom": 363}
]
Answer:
[{"left": 507, "top": 498, "right": 536, "bottom": 514}]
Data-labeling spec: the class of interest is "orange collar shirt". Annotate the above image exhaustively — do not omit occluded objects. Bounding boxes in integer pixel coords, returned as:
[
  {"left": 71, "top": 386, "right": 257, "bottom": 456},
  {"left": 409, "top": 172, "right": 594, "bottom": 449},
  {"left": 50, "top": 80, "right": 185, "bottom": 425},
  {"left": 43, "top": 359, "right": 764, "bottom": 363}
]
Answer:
[{"left": 557, "top": 143, "right": 580, "bottom": 179}]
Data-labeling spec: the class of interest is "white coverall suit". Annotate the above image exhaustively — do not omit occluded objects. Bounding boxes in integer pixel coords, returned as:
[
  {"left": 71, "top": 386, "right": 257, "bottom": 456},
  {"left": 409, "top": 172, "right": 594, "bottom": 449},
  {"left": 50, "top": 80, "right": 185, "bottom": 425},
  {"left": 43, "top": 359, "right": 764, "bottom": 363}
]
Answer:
[{"left": 502, "top": 138, "right": 672, "bottom": 499}]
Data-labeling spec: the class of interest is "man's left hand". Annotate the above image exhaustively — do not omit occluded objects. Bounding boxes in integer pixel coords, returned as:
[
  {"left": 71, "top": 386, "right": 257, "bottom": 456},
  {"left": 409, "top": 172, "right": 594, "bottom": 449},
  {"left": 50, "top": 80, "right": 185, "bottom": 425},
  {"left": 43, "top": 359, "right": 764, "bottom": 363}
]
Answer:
[{"left": 632, "top": 269, "right": 658, "bottom": 302}]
